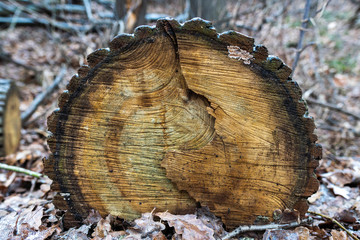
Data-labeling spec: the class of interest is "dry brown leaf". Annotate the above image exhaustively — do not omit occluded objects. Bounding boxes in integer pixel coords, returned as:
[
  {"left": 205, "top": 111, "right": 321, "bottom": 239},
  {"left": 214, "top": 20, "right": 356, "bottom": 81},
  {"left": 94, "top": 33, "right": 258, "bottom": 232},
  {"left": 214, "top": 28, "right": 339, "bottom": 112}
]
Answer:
[
  {"left": 2, "top": 193, "right": 48, "bottom": 211},
  {"left": 125, "top": 212, "right": 165, "bottom": 240},
  {"left": 3, "top": 172, "right": 17, "bottom": 188},
  {"left": 156, "top": 212, "right": 215, "bottom": 240},
  {"left": 321, "top": 170, "right": 354, "bottom": 187},
  {"left": 335, "top": 210, "right": 357, "bottom": 223},
  {"left": 110, "top": 231, "right": 127, "bottom": 238},
  {"left": 279, "top": 209, "right": 300, "bottom": 224},
  {"left": 84, "top": 209, "right": 102, "bottom": 225},
  {"left": 0, "top": 211, "right": 18, "bottom": 239},
  {"left": 263, "top": 227, "right": 315, "bottom": 240},
  {"left": 23, "top": 224, "right": 60, "bottom": 240},
  {"left": 16, "top": 205, "right": 43, "bottom": 233},
  {"left": 333, "top": 73, "right": 348, "bottom": 87},
  {"left": 328, "top": 183, "right": 351, "bottom": 199},
  {"left": 329, "top": 230, "right": 349, "bottom": 240},
  {"left": 308, "top": 189, "right": 322, "bottom": 204},
  {"left": 92, "top": 215, "right": 112, "bottom": 239},
  {"left": 133, "top": 212, "right": 165, "bottom": 233},
  {"left": 196, "top": 207, "right": 226, "bottom": 239},
  {"left": 61, "top": 224, "right": 91, "bottom": 240}
]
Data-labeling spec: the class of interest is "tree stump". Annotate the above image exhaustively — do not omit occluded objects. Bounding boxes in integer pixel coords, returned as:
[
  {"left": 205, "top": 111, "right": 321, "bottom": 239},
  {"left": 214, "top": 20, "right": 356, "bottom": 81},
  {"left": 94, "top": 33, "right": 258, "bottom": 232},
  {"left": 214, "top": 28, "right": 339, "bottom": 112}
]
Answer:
[
  {"left": 0, "top": 79, "right": 21, "bottom": 156},
  {"left": 46, "top": 18, "right": 321, "bottom": 229}
]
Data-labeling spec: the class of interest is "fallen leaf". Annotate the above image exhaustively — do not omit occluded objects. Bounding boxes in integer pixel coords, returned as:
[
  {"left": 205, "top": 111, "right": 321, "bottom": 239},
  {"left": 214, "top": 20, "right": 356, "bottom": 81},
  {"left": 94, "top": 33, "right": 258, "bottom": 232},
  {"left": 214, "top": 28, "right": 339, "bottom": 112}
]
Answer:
[
  {"left": 0, "top": 211, "right": 18, "bottom": 239},
  {"left": 308, "top": 190, "right": 322, "bottom": 204},
  {"left": 84, "top": 209, "right": 102, "bottom": 225},
  {"left": 61, "top": 224, "right": 91, "bottom": 240},
  {"left": 24, "top": 224, "right": 60, "bottom": 240},
  {"left": 17, "top": 205, "right": 43, "bottom": 233},
  {"left": 92, "top": 215, "right": 112, "bottom": 239},
  {"left": 196, "top": 207, "right": 226, "bottom": 239},
  {"left": 333, "top": 73, "right": 348, "bottom": 87},
  {"left": 328, "top": 183, "right": 351, "bottom": 199},
  {"left": 330, "top": 230, "right": 349, "bottom": 240},
  {"left": 156, "top": 212, "right": 215, "bottom": 240},
  {"left": 335, "top": 210, "right": 356, "bottom": 223},
  {"left": 125, "top": 212, "right": 165, "bottom": 240},
  {"left": 279, "top": 209, "right": 300, "bottom": 224},
  {"left": 321, "top": 170, "right": 353, "bottom": 187},
  {"left": 263, "top": 227, "right": 315, "bottom": 240}
]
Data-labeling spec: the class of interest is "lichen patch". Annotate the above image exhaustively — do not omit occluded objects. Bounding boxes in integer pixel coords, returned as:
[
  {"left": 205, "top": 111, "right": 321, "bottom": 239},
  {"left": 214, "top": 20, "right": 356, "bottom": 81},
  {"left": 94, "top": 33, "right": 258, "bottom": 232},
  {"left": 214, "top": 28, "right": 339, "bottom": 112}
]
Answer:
[{"left": 227, "top": 46, "right": 253, "bottom": 64}]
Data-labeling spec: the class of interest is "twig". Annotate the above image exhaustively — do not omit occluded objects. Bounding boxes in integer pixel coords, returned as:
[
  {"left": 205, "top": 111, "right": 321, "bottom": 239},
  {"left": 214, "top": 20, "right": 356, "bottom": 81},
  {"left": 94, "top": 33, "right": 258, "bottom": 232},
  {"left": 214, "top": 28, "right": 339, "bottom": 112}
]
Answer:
[
  {"left": 8, "top": 6, "right": 21, "bottom": 31},
  {"left": 307, "top": 211, "right": 359, "bottom": 240},
  {"left": 0, "top": 16, "right": 90, "bottom": 32},
  {"left": 0, "top": 163, "right": 45, "bottom": 178},
  {"left": 5, "top": 0, "right": 91, "bottom": 32},
  {"left": 306, "top": 98, "right": 360, "bottom": 120},
  {"left": 0, "top": 50, "right": 39, "bottom": 73},
  {"left": 335, "top": 156, "right": 360, "bottom": 161},
  {"left": 316, "top": 0, "right": 331, "bottom": 17},
  {"left": 221, "top": 218, "right": 313, "bottom": 240},
  {"left": 83, "top": 0, "right": 93, "bottom": 21},
  {"left": 291, "top": 0, "right": 312, "bottom": 77},
  {"left": 21, "top": 65, "right": 67, "bottom": 124}
]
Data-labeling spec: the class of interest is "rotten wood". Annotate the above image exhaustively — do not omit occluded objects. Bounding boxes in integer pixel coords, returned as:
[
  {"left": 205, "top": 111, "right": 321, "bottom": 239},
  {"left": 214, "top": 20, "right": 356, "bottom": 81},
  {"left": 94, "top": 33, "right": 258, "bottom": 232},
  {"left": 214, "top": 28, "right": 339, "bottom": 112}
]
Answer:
[{"left": 45, "top": 18, "right": 321, "bottom": 229}]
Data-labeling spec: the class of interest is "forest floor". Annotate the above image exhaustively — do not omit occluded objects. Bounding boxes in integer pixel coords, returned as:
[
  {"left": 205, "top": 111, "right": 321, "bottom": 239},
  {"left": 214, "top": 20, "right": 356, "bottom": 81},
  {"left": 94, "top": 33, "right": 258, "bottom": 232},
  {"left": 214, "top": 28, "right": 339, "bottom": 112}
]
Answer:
[{"left": 0, "top": 0, "right": 359, "bottom": 239}]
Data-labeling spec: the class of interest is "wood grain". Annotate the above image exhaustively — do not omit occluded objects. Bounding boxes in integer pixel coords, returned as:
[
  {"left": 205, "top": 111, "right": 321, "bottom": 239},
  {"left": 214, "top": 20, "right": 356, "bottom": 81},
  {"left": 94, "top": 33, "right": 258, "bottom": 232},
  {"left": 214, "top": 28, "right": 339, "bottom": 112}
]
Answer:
[{"left": 46, "top": 18, "right": 321, "bottom": 229}]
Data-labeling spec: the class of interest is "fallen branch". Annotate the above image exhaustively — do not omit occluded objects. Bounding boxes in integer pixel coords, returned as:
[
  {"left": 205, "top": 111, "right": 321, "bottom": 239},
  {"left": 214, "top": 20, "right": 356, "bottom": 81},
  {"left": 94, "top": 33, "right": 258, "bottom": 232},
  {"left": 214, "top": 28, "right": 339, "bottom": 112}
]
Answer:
[
  {"left": 0, "top": 16, "right": 90, "bottom": 32},
  {"left": 221, "top": 218, "right": 313, "bottom": 240},
  {"left": 83, "top": 0, "right": 93, "bottom": 21},
  {"left": 21, "top": 65, "right": 67, "bottom": 124},
  {"left": 0, "top": 50, "right": 38, "bottom": 73},
  {"left": 306, "top": 98, "right": 360, "bottom": 120},
  {"left": 0, "top": 163, "right": 45, "bottom": 178},
  {"left": 307, "top": 211, "right": 359, "bottom": 240},
  {"left": 291, "top": 0, "right": 312, "bottom": 77},
  {"left": 0, "top": 1, "right": 87, "bottom": 16}
]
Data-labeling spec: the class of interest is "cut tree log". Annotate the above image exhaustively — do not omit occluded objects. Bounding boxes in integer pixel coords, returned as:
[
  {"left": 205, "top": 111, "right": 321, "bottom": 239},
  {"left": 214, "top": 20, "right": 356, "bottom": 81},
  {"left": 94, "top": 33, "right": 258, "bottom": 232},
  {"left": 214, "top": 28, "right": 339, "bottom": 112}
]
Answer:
[
  {"left": 45, "top": 18, "right": 321, "bottom": 229},
  {"left": 0, "top": 79, "right": 21, "bottom": 156}
]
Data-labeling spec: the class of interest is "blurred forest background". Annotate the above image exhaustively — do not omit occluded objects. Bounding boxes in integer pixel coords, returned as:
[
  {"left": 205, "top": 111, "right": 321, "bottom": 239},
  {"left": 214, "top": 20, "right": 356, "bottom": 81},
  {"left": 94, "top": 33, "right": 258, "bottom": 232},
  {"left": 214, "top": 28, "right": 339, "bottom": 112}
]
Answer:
[{"left": 0, "top": 0, "right": 359, "bottom": 239}]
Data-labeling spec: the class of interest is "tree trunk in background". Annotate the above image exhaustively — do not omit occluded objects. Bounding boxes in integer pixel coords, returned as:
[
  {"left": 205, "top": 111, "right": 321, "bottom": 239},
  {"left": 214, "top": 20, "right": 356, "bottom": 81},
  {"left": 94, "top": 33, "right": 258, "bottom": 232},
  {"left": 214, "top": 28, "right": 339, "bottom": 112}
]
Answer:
[
  {"left": 189, "top": 0, "right": 227, "bottom": 28},
  {"left": 114, "top": 0, "right": 147, "bottom": 32}
]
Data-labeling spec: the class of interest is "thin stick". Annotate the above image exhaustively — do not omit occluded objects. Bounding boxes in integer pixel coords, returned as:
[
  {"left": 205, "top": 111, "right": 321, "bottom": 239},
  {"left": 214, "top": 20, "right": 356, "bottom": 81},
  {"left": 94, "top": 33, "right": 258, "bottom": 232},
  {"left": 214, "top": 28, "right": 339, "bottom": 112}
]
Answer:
[
  {"left": 0, "top": 163, "right": 45, "bottom": 178},
  {"left": 291, "top": 0, "right": 312, "bottom": 77},
  {"left": 83, "top": 0, "right": 93, "bottom": 21},
  {"left": 221, "top": 218, "right": 313, "bottom": 240},
  {"left": 308, "top": 211, "right": 359, "bottom": 240},
  {"left": 21, "top": 65, "right": 67, "bottom": 124},
  {"left": 0, "top": 51, "right": 38, "bottom": 73},
  {"left": 306, "top": 98, "right": 360, "bottom": 120}
]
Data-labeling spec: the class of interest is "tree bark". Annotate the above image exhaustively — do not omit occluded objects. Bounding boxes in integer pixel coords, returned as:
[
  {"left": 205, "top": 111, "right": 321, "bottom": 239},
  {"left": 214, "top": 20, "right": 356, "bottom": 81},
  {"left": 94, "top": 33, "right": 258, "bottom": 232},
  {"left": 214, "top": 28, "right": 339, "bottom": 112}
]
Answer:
[
  {"left": 46, "top": 18, "right": 321, "bottom": 229},
  {"left": 114, "top": 0, "right": 147, "bottom": 32}
]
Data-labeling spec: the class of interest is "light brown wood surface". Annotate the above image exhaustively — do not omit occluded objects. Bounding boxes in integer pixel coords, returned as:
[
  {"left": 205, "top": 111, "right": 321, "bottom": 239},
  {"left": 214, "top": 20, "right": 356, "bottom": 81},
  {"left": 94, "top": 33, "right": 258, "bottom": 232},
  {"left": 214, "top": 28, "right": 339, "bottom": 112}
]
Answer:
[
  {"left": 0, "top": 79, "right": 21, "bottom": 156},
  {"left": 46, "top": 18, "right": 321, "bottom": 229}
]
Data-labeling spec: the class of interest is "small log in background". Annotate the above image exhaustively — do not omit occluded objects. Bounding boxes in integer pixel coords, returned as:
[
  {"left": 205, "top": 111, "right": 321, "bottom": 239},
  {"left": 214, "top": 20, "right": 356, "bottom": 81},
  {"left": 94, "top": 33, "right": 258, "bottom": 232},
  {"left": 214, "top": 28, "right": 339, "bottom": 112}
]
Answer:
[
  {"left": 46, "top": 18, "right": 321, "bottom": 229},
  {"left": 0, "top": 79, "right": 21, "bottom": 156}
]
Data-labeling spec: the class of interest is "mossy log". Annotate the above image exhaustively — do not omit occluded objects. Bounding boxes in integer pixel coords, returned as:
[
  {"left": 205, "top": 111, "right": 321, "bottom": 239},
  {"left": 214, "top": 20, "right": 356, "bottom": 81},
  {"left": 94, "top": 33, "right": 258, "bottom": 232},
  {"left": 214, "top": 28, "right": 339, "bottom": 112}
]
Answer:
[
  {"left": 0, "top": 79, "right": 21, "bottom": 156},
  {"left": 46, "top": 18, "right": 321, "bottom": 229}
]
